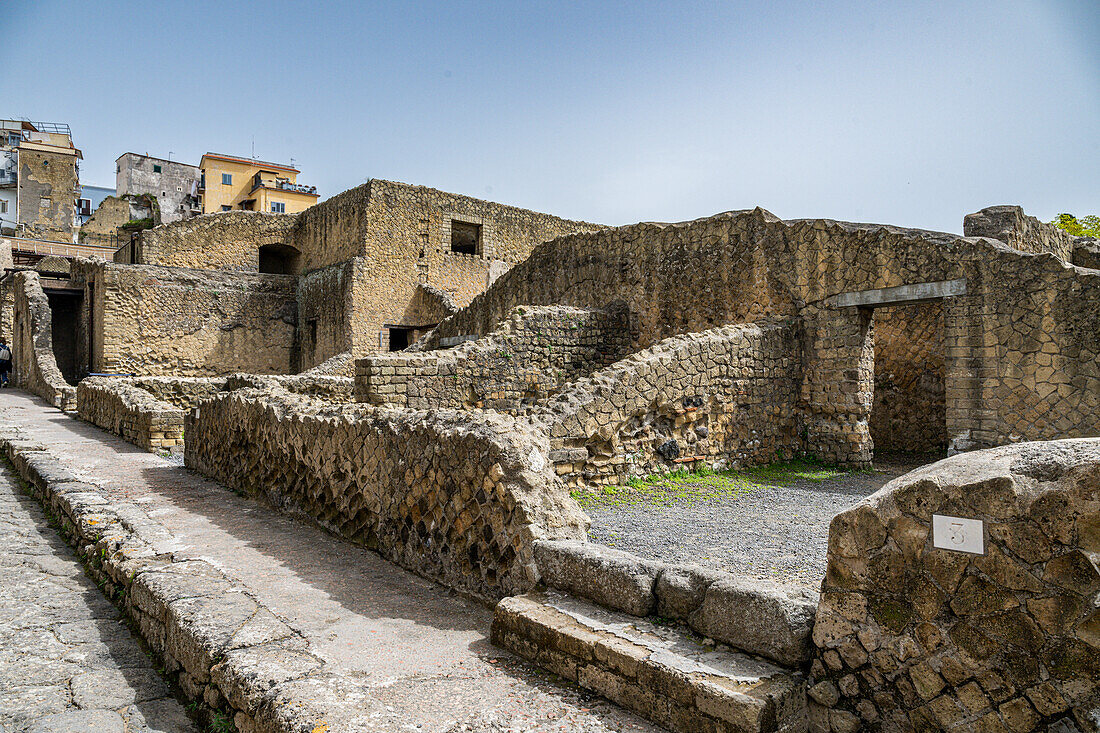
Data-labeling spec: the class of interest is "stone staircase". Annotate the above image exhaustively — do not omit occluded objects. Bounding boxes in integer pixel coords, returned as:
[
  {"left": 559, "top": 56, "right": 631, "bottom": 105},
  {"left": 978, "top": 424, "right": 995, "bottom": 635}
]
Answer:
[{"left": 491, "top": 541, "right": 813, "bottom": 732}]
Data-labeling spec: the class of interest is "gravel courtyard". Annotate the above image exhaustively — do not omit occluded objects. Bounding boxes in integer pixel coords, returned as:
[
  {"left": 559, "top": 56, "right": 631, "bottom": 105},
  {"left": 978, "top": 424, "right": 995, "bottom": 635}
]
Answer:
[{"left": 582, "top": 452, "right": 940, "bottom": 589}]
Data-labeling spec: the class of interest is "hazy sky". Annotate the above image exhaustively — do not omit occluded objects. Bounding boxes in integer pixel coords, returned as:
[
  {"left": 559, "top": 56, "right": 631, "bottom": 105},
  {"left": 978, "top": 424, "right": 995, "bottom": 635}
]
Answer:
[{"left": 5, "top": 0, "right": 1097, "bottom": 233}]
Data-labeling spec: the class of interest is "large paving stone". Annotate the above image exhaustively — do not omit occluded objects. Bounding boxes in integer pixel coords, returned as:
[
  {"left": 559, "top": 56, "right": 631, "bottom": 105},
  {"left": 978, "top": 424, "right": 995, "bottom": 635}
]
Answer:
[{"left": 27, "top": 709, "right": 126, "bottom": 733}]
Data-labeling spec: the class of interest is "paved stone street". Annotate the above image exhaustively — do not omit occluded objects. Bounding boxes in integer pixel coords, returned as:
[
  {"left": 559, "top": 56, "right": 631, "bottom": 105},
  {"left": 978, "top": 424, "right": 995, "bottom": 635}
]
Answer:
[
  {"left": 0, "top": 463, "right": 196, "bottom": 732},
  {"left": 0, "top": 390, "right": 659, "bottom": 732}
]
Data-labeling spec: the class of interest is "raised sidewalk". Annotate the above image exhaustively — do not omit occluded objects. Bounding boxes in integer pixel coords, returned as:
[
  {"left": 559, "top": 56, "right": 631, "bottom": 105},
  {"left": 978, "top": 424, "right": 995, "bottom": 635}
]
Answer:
[{"left": 0, "top": 388, "right": 658, "bottom": 732}]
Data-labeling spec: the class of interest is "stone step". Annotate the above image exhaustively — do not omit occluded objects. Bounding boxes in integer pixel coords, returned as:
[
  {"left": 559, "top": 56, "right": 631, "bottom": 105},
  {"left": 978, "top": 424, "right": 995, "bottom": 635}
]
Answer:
[{"left": 492, "top": 592, "right": 808, "bottom": 733}]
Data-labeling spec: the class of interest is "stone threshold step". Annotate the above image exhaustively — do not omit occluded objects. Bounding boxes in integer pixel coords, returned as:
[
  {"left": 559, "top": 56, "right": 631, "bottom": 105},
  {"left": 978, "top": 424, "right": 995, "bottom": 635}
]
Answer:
[{"left": 492, "top": 591, "right": 808, "bottom": 733}]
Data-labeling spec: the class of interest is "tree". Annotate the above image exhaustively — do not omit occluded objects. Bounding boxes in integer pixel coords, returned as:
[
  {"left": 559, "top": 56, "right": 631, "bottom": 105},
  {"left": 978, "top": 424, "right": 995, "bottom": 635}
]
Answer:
[{"left": 1052, "top": 213, "right": 1100, "bottom": 238}]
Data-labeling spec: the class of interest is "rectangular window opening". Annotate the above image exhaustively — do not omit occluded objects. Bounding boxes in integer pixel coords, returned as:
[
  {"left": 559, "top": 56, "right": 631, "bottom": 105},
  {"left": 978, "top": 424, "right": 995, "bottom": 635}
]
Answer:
[
  {"left": 153, "top": 164, "right": 162, "bottom": 173},
  {"left": 221, "top": 173, "right": 232, "bottom": 185},
  {"left": 271, "top": 201, "right": 285, "bottom": 213},
  {"left": 450, "top": 220, "right": 481, "bottom": 255}
]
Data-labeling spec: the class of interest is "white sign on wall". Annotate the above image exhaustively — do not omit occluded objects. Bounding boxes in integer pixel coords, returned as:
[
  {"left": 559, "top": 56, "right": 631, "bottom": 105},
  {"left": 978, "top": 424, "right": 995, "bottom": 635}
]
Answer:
[{"left": 932, "top": 514, "right": 985, "bottom": 555}]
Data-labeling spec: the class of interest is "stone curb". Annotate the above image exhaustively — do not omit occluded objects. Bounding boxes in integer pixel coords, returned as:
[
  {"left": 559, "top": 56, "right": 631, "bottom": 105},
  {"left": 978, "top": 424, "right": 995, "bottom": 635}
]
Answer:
[
  {"left": 0, "top": 428, "right": 376, "bottom": 733},
  {"left": 534, "top": 539, "right": 818, "bottom": 667}
]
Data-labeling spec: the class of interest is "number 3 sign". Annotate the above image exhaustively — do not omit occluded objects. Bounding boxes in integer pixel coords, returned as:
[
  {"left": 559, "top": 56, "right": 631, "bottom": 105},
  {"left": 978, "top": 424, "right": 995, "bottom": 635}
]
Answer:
[{"left": 932, "top": 515, "right": 985, "bottom": 555}]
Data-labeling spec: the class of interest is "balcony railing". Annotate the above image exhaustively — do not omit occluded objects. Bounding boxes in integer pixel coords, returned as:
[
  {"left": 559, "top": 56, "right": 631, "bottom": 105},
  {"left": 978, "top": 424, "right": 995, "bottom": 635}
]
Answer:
[{"left": 250, "top": 173, "right": 317, "bottom": 195}]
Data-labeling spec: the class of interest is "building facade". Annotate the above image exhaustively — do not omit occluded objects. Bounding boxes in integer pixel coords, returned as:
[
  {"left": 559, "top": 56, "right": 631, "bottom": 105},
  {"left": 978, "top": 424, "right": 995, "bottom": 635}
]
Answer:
[
  {"left": 199, "top": 153, "right": 318, "bottom": 215},
  {"left": 115, "top": 153, "right": 200, "bottom": 224},
  {"left": 0, "top": 119, "right": 82, "bottom": 241}
]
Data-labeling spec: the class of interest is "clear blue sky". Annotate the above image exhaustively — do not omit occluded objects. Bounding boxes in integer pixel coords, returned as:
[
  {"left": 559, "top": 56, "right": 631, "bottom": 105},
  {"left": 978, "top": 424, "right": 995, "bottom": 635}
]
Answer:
[{"left": 5, "top": 0, "right": 1097, "bottom": 233}]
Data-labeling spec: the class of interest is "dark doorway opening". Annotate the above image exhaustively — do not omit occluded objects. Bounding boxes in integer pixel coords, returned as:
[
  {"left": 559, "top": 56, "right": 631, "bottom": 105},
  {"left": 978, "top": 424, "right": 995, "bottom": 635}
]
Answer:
[
  {"left": 870, "top": 301, "right": 947, "bottom": 461},
  {"left": 258, "top": 244, "right": 301, "bottom": 274},
  {"left": 45, "top": 288, "right": 83, "bottom": 386},
  {"left": 388, "top": 327, "right": 412, "bottom": 351}
]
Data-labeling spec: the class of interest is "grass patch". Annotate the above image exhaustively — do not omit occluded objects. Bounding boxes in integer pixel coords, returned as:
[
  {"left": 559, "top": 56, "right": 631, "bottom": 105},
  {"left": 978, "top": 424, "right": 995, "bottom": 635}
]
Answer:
[{"left": 571, "top": 457, "right": 847, "bottom": 510}]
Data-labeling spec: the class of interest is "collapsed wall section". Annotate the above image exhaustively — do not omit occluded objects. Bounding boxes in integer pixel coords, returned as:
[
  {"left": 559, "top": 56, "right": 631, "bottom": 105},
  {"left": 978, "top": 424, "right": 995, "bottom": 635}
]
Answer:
[
  {"left": 184, "top": 387, "right": 587, "bottom": 599},
  {"left": 546, "top": 320, "right": 803, "bottom": 484},
  {"left": 357, "top": 305, "right": 632, "bottom": 412},
  {"left": 963, "top": 205, "right": 1081, "bottom": 261}
]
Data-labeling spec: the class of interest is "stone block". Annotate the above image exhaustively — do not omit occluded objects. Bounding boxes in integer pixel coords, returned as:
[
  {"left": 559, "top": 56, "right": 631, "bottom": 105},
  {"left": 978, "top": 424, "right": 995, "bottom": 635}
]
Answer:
[{"left": 534, "top": 540, "right": 662, "bottom": 616}]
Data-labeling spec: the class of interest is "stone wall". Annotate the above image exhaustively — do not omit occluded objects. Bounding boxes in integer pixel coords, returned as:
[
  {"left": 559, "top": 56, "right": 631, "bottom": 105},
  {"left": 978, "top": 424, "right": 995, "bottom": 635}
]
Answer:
[
  {"left": 12, "top": 271, "right": 76, "bottom": 410},
  {"left": 546, "top": 320, "right": 802, "bottom": 485},
  {"left": 78, "top": 195, "right": 133, "bottom": 248},
  {"left": 357, "top": 305, "right": 632, "bottom": 412},
  {"left": 122, "top": 211, "right": 298, "bottom": 271},
  {"left": 422, "top": 208, "right": 1100, "bottom": 465},
  {"left": 184, "top": 384, "right": 587, "bottom": 600},
  {"left": 296, "top": 259, "right": 355, "bottom": 371},
  {"left": 809, "top": 439, "right": 1100, "bottom": 732},
  {"left": 70, "top": 259, "right": 298, "bottom": 376},
  {"left": 76, "top": 377, "right": 188, "bottom": 451},
  {"left": 289, "top": 180, "right": 602, "bottom": 364},
  {"left": 871, "top": 302, "right": 946, "bottom": 454},
  {"left": 964, "top": 205, "right": 1080, "bottom": 261},
  {"left": 16, "top": 147, "right": 77, "bottom": 241}
]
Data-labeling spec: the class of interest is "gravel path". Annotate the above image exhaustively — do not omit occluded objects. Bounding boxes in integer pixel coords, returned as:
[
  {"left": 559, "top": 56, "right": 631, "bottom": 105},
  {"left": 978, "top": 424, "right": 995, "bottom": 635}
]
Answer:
[
  {"left": 0, "top": 464, "right": 196, "bottom": 732},
  {"left": 586, "top": 452, "right": 939, "bottom": 589}
]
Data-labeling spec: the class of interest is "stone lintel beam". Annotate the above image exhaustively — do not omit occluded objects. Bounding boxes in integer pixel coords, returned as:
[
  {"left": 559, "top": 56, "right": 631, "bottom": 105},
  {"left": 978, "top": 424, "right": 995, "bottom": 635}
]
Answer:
[{"left": 827, "top": 278, "right": 966, "bottom": 308}]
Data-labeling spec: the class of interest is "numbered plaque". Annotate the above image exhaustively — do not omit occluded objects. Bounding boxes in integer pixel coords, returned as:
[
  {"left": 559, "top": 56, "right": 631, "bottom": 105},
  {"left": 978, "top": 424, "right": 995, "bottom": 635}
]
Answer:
[{"left": 931, "top": 515, "right": 985, "bottom": 555}]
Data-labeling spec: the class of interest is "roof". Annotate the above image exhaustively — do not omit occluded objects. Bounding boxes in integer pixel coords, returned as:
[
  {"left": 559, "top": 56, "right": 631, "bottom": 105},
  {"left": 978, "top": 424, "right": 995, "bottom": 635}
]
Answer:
[
  {"left": 17, "top": 140, "right": 82, "bottom": 159},
  {"left": 201, "top": 152, "right": 299, "bottom": 173},
  {"left": 116, "top": 152, "right": 199, "bottom": 169}
]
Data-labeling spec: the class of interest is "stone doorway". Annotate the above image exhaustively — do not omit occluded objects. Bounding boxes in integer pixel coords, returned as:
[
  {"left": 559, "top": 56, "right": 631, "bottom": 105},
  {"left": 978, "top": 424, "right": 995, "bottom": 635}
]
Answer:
[
  {"left": 43, "top": 287, "right": 83, "bottom": 385},
  {"left": 870, "top": 301, "right": 947, "bottom": 458}
]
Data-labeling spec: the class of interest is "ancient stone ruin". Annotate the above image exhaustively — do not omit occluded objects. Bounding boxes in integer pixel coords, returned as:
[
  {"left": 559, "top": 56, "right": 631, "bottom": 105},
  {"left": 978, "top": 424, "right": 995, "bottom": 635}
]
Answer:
[{"left": 0, "top": 181, "right": 1096, "bottom": 732}]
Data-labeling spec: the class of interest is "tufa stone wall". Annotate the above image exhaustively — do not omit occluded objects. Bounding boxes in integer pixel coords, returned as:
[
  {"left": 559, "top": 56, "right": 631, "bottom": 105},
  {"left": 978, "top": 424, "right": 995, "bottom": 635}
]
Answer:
[
  {"left": 184, "top": 384, "right": 587, "bottom": 600},
  {"left": 357, "top": 305, "right": 632, "bottom": 412},
  {"left": 121, "top": 211, "right": 298, "bottom": 271},
  {"left": 963, "top": 205, "right": 1080, "bottom": 261},
  {"left": 545, "top": 320, "right": 803, "bottom": 485},
  {"left": 423, "top": 208, "right": 1100, "bottom": 465},
  {"left": 871, "top": 302, "right": 947, "bottom": 454},
  {"left": 70, "top": 259, "right": 298, "bottom": 376},
  {"left": 12, "top": 271, "right": 76, "bottom": 410},
  {"left": 288, "top": 179, "right": 602, "bottom": 365},
  {"left": 76, "top": 377, "right": 189, "bottom": 451},
  {"left": 809, "top": 439, "right": 1100, "bottom": 732}
]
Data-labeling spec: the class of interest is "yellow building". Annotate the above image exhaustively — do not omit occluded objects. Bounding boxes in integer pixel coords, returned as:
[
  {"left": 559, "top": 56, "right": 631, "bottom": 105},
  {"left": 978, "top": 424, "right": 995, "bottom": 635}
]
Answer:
[{"left": 198, "top": 153, "right": 318, "bottom": 215}]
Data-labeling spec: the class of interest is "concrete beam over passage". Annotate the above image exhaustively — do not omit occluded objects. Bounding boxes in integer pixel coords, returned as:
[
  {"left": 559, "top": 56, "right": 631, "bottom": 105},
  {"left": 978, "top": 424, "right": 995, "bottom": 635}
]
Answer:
[{"left": 827, "top": 278, "right": 967, "bottom": 308}]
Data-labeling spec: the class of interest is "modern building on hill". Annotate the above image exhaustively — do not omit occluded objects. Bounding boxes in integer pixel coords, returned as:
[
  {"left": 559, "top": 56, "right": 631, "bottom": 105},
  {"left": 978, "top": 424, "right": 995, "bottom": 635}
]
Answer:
[
  {"left": 115, "top": 153, "right": 200, "bottom": 224},
  {"left": 0, "top": 119, "right": 82, "bottom": 241},
  {"left": 198, "top": 153, "right": 318, "bottom": 215}
]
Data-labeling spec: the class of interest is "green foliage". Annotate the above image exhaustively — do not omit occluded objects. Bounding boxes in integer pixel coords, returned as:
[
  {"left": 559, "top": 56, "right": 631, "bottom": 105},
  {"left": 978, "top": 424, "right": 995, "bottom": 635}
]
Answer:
[
  {"left": 570, "top": 457, "right": 847, "bottom": 510},
  {"left": 120, "top": 217, "right": 154, "bottom": 231},
  {"left": 1052, "top": 213, "right": 1100, "bottom": 238}
]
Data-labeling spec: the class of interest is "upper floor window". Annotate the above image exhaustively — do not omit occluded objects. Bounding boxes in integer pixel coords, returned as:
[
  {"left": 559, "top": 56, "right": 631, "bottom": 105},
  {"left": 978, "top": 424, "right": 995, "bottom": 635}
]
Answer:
[
  {"left": 221, "top": 173, "right": 232, "bottom": 185},
  {"left": 220, "top": 205, "right": 231, "bottom": 212},
  {"left": 450, "top": 220, "right": 481, "bottom": 255},
  {"left": 271, "top": 201, "right": 285, "bottom": 213},
  {"left": 153, "top": 164, "right": 162, "bottom": 173}
]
